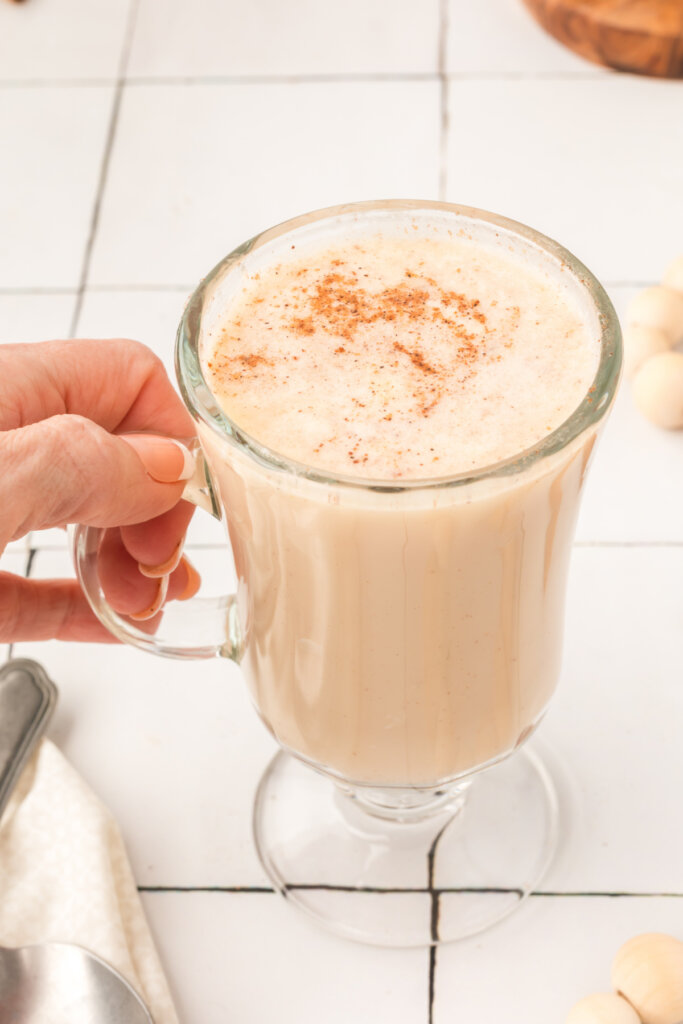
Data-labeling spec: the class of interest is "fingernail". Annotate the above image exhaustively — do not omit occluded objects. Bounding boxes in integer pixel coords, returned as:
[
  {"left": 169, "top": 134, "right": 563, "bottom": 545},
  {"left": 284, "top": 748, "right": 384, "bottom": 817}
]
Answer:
[
  {"left": 177, "top": 556, "right": 201, "bottom": 601},
  {"left": 129, "top": 575, "right": 169, "bottom": 621},
  {"left": 138, "top": 539, "right": 184, "bottom": 579},
  {"left": 121, "top": 435, "right": 194, "bottom": 483}
]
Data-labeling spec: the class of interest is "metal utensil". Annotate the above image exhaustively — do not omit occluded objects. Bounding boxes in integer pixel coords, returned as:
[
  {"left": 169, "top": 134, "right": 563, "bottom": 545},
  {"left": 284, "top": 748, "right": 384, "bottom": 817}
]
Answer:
[
  {"left": 0, "top": 658, "right": 57, "bottom": 819},
  {"left": 0, "top": 659, "right": 154, "bottom": 1024},
  {"left": 0, "top": 941, "right": 154, "bottom": 1023}
]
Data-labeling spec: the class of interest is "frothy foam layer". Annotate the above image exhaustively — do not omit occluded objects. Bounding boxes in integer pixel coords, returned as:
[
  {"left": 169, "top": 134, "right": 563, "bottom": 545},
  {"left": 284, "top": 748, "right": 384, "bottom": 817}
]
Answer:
[{"left": 202, "top": 232, "right": 599, "bottom": 479}]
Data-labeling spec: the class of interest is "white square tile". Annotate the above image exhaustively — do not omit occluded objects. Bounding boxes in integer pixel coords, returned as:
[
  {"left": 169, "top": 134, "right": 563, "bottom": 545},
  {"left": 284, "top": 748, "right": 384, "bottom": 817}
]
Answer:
[
  {"left": 77, "top": 288, "right": 189, "bottom": 380},
  {"left": 447, "top": 0, "right": 601, "bottom": 74},
  {"left": 434, "top": 896, "right": 683, "bottom": 1024},
  {"left": 14, "top": 546, "right": 276, "bottom": 887},
  {"left": 0, "top": 293, "right": 76, "bottom": 345},
  {"left": 129, "top": 0, "right": 440, "bottom": 78},
  {"left": 89, "top": 81, "right": 441, "bottom": 286},
  {"left": 0, "top": 86, "right": 113, "bottom": 288},
  {"left": 577, "top": 387, "right": 683, "bottom": 544},
  {"left": 445, "top": 78, "right": 683, "bottom": 284},
  {"left": 541, "top": 547, "right": 683, "bottom": 891},
  {"left": 141, "top": 891, "right": 428, "bottom": 1024},
  {"left": 0, "top": 534, "right": 30, "bottom": 561},
  {"left": 577, "top": 284, "right": 683, "bottom": 544},
  {"left": 0, "top": 550, "right": 28, "bottom": 576},
  {"left": 0, "top": 0, "right": 128, "bottom": 81},
  {"left": 1, "top": 538, "right": 30, "bottom": 557},
  {"left": 25, "top": 529, "right": 69, "bottom": 552}
]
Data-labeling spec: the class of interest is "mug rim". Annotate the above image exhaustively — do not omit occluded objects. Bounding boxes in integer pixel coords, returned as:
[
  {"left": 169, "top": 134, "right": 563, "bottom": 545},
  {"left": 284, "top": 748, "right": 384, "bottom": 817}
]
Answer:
[{"left": 175, "top": 199, "right": 622, "bottom": 493}]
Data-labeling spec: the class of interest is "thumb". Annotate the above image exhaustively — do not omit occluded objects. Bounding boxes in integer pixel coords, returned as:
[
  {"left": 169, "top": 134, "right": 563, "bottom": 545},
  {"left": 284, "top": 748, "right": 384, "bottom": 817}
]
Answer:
[{"left": 1, "top": 415, "right": 194, "bottom": 540}]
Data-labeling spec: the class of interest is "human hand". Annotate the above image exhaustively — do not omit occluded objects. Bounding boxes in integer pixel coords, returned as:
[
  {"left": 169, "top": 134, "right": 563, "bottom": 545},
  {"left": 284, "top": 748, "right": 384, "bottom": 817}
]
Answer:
[{"left": 0, "top": 338, "right": 201, "bottom": 642}]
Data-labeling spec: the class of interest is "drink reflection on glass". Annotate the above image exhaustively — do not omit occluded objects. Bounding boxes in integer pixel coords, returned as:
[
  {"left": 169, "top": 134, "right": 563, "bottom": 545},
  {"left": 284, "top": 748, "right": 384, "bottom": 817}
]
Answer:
[{"left": 74, "top": 201, "right": 621, "bottom": 946}]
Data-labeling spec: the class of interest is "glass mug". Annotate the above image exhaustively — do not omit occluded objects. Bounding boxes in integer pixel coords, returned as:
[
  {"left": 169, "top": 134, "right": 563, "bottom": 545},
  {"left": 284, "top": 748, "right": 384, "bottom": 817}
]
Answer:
[{"left": 74, "top": 200, "right": 621, "bottom": 946}]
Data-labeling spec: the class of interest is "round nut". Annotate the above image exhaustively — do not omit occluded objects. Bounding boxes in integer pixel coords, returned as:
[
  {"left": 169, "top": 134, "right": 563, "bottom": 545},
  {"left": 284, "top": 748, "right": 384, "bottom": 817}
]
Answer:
[
  {"left": 612, "top": 932, "right": 683, "bottom": 1024},
  {"left": 631, "top": 352, "right": 683, "bottom": 430},
  {"left": 623, "top": 325, "right": 672, "bottom": 380},
  {"left": 566, "top": 992, "right": 641, "bottom": 1023},
  {"left": 626, "top": 287, "right": 683, "bottom": 345},
  {"left": 662, "top": 255, "right": 683, "bottom": 295}
]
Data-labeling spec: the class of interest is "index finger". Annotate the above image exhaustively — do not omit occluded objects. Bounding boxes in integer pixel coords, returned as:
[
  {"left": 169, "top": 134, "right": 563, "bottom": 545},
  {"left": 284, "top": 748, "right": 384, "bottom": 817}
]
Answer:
[{"left": 0, "top": 338, "right": 193, "bottom": 439}]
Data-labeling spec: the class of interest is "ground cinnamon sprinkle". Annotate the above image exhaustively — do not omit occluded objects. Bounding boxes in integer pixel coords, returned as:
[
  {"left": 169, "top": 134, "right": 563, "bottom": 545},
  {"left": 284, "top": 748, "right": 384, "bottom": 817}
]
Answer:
[
  {"left": 393, "top": 341, "right": 436, "bottom": 376},
  {"left": 287, "top": 269, "right": 487, "bottom": 353},
  {"left": 214, "top": 256, "right": 495, "bottom": 469},
  {"left": 238, "top": 353, "right": 271, "bottom": 368},
  {"left": 291, "top": 316, "right": 315, "bottom": 335},
  {"left": 277, "top": 265, "right": 491, "bottom": 427},
  {"left": 203, "top": 232, "right": 595, "bottom": 481}
]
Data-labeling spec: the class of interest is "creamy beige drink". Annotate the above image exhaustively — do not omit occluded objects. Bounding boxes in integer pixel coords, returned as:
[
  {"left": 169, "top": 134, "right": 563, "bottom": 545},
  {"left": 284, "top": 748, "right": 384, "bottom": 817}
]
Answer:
[{"left": 197, "top": 214, "right": 602, "bottom": 787}]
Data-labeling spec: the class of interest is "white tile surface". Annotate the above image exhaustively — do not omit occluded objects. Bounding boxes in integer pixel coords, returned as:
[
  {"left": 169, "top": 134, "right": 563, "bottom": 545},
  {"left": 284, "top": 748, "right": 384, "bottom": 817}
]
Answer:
[
  {"left": 0, "top": 293, "right": 76, "bottom": 345},
  {"left": 0, "top": 531, "right": 30, "bottom": 561},
  {"left": 88, "top": 81, "right": 441, "bottom": 286},
  {"left": 447, "top": 0, "right": 598, "bottom": 74},
  {"left": 445, "top": 77, "right": 683, "bottom": 284},
  {"left": 15, "top": 547, "right": 275, "bottom": 887},
  {"left": 129, "top": 0, "right": 440, "bottom": 77},
  {"left": 0, "top": 0, "right": 129, "bottom": 81},
  {"left": 577, "top": 387, "right": 683, "bottom": 544},
  {"left": 0, "top": 550, "right": 29, "bottom": 576},
  {"left": 433, "top": 896, "right": 683, "bottom": 1023},
  {"left": 76, "top": 288, "right": 189, "bottom": 379},
  {"left": 541, "top": 546, "right": 683, "bottom": 892},
  {"left": 141, "top": 890, "right": 428, "bottom": 1024},
  {"left": 0, "top": 86, "right": 113, "bottom": 289},
  {"left": 577, "top": 284, "right": 683, "bottom": 544}
]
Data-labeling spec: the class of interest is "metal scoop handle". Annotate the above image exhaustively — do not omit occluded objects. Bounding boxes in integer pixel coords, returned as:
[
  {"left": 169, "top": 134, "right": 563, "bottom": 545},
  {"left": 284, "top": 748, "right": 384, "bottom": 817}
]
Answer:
[{"left": 0, "top": 658, "right": 58, "bottom": 822}]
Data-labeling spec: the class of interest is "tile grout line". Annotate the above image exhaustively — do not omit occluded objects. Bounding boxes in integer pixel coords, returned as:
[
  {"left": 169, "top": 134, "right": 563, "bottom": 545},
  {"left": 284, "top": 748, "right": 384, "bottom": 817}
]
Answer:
[
  {"left": 139, "top": 885, "right": 275, "bottom": 894},
  {"left": 137, "top": 885, "right": 683, "bottom": 898},
  {"left": 0, "top": 70, "right": 610, "bottom": 89},
  {"left": 426, "top": 817, "right": 450, "bottom": 1024},
  {"left": 68, "top": 0, "right": 141, "bottom": 338},
  {"left": 24, "top": 548, "right": 37, "bottom": 579},
  {"left": 437, "top": 0, "right": 449, "bottom": 201},
  {"left": 573, "top": 540, "right": 683, "bottom": 548}
]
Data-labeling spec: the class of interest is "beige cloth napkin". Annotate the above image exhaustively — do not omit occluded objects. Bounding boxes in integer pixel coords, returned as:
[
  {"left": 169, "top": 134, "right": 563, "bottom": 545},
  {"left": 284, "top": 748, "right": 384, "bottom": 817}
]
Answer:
[{"left": 0, "top": 738, "right": 179, "bottom": 1024}]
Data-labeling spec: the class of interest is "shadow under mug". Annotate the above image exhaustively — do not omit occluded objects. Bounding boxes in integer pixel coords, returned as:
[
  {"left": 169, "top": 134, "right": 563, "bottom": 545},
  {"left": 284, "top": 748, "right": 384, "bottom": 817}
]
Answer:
[{"left": 73, "top": 200, "right": 621, "bottom": 946}]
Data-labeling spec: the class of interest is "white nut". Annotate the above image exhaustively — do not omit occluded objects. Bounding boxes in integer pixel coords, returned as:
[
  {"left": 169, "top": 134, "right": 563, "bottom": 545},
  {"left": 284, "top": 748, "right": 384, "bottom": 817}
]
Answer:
[
  {"left": 662, "top": 255, "right": 683, "bottom": 295},
  {"left": 632, "top": 352, "right": 683, "bottom": 429},
  {"left": 612, "top": 932, "right": 683, "bottom": 1024},
  {"left": 623, "top": 325, "right": 672, "bottom": 380},
  {"left": 626, "top": 286, "right": 683, "bottom": 345},
  {"left": 566, "top": 992, "right": 641, "bottom": 1024}
]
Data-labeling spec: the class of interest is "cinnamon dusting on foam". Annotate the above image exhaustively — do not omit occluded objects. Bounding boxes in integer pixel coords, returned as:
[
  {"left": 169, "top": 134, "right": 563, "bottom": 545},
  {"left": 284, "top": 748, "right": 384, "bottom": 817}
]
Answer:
[{"left": 203, "top": 233, "right": 597, "bottom": 479}]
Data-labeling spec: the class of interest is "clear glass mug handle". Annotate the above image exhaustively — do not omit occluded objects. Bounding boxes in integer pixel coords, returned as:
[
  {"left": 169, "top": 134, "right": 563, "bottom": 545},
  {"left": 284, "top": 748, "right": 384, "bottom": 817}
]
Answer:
[{"left": 71, "top": 440, "right": 242, "bottom": 661}]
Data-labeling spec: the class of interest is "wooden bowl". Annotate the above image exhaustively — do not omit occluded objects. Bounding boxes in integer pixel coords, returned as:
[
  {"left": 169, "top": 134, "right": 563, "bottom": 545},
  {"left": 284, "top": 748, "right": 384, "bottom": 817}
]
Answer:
[{"left": 521, "top": 0, "right": 683, "bottom": 78}]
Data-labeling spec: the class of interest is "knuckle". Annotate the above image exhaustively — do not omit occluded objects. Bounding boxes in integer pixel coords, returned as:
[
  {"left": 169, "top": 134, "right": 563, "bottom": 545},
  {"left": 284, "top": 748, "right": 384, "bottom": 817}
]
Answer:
[
  {"left": 38, "top": 415, "right": 108, "bottom": 522},
  {"left": 117, "top": 338, "right": 164, "bottom": 373}
]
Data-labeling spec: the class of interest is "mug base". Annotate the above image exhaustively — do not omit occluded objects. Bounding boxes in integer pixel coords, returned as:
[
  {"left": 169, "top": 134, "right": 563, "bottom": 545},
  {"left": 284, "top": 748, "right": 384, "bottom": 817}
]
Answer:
[{"left": 253, "top": 747, "right": 558, "bottom": 947}]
